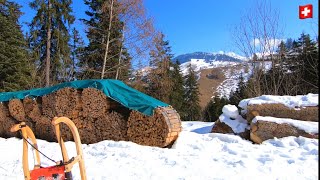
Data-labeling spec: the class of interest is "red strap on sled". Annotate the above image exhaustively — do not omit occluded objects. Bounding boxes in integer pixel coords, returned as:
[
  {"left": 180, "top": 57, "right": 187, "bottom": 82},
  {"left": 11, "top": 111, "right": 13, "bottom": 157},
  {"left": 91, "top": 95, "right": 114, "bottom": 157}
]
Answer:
[{"left": 30, "top": 165, "right": 65, "bottom": 180}]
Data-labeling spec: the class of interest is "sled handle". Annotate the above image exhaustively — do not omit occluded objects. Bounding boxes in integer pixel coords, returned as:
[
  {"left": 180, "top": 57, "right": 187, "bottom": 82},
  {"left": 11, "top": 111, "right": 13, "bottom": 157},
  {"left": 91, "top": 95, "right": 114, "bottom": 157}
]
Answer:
[
  {"left": 52, "top": 117, "right": 87, "bottom": 180},
  {"left": 10, "top": 122, "right": 41, "bottom": 180}
]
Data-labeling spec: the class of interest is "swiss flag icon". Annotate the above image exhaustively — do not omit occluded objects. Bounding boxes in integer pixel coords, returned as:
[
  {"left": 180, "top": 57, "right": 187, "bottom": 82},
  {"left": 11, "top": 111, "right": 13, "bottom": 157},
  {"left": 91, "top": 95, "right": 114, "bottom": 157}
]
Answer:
[{"left": 299, "top": 4, "right": 313, "bottom": 19}]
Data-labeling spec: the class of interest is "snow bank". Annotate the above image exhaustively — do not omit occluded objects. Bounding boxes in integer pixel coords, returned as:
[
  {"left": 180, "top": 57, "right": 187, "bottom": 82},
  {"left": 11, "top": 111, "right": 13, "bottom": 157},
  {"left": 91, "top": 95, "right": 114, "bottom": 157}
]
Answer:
[
  {"left": 0, "top": 121, "right": 318, "bottom": 180},
  {"left": 218, "top": 105, "right": 249, "bottom": 133},
  {"left": 219, "top": 114, "right": 249, "bottom": 133},
  {"left": 253, "top": 116, "right": 319, "bottom": 134},
  {"left": 222, "top": 104, "right": 239, "bottom": 119},
  {"left": 239, "top": 94, "right": 319, "bottom": 111}
]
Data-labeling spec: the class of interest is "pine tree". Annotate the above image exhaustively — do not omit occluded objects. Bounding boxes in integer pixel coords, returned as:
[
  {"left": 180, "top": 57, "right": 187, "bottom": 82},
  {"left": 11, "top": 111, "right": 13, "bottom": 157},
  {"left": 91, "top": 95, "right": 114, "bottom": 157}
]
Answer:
[
  {"left": 29, "top": 0, "right": 75, "bottom": 87},
  {"left": 169, "top": 60, "right": 184, "bottom": 113},
  {"left": 78, "top": 0, "right": 130, "bottom": 80},
  {"left": 229, "top": 73, "right": 248, "bottom": 105},
  {"left": 297, "top": 33, "right": 318, "bottom": 93},
  {"left": 182, "top": 64, "right": 201, "bottom": 121},
  {"left": 70, "top": 27, "right": 84, "bottom": 81},
  {"left": 0, "top": 0, "right": 33, "bottom": 92},
  {"left": 146, "top": 33, "right": 173, "bottom": 103},
  {"left": 203, "top": 96, "right": 230, "bottom": 122}
]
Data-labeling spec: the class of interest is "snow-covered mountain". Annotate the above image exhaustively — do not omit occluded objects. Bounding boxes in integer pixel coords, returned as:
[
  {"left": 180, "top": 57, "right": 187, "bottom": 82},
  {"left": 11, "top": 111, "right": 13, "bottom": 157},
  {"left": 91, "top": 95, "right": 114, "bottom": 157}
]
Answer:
[{"left": 173, "top": 51, "right": 247, "bottom": 64}]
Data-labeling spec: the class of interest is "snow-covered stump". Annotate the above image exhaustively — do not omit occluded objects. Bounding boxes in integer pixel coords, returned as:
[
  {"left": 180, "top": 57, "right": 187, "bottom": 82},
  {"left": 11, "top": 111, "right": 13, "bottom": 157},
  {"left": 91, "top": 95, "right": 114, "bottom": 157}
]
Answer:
[
  {"left": 250, "top": 116, "right": 319, "bottom": 144},
  {"left": 211, "top": 105, "right": 250, "bottom": 139}
]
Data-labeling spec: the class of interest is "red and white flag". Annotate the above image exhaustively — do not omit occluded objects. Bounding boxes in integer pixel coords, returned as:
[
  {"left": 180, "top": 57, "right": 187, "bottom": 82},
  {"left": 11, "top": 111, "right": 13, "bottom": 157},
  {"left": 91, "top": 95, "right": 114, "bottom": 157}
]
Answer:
[{"left": 299, "top": 4, "right": 313, "bottom": 19}]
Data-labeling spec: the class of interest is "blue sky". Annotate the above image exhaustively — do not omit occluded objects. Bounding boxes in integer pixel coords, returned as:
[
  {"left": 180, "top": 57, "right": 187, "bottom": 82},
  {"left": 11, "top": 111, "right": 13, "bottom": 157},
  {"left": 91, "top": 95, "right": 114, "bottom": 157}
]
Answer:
[{"left": 13, "top": 0, "right": 319, "bottom": 57}]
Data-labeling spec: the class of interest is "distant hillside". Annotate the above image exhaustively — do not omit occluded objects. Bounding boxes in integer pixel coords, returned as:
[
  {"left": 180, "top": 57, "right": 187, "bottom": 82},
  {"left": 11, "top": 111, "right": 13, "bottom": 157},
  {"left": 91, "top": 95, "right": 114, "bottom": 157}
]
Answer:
[{"left": 173, "top": 52, "right": 246, "bottom": 64}]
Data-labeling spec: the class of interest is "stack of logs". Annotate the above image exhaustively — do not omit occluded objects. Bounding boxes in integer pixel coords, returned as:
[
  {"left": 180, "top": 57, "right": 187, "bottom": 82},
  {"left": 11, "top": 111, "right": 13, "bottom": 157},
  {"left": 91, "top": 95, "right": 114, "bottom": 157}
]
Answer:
[
  {"left": 127, "top": 107, "right": 182, "bottom": 147},
  {"left": 0, "top": 87, "right": 182, "bottom": 147}
]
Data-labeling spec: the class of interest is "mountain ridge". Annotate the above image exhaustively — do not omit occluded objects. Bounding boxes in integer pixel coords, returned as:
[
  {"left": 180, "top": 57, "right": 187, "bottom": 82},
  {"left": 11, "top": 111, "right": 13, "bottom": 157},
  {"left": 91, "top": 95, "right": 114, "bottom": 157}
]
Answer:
[{"left": 173, "top": 51, "right": 247, "bottom": 64}]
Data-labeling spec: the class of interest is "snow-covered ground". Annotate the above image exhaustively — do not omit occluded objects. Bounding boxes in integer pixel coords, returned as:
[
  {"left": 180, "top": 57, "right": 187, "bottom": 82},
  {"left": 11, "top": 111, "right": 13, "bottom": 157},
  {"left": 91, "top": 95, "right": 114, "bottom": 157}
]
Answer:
[{"left": 0, "top": 121, "right": 318, "bottom": 180}]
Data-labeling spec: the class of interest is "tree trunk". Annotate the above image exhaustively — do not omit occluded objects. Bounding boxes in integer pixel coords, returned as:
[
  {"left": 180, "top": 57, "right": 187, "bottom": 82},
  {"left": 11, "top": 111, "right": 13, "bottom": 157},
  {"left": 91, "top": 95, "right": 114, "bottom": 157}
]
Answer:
[
  {"left": 45, "top": 0, "right": 52, "bottom": 87},
  {"left": 101, "top": 0, "right": 114, "bottom": 79},
  {"left": 116, "top": 26, "right": 125, "bottom": 80}
]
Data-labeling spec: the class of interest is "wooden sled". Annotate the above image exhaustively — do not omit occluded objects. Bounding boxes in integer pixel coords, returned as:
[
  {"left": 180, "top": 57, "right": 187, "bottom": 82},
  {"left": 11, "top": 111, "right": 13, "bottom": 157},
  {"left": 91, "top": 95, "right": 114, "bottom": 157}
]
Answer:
[{"left": 10, "top": 117, "right": 87, "bottom": 180}]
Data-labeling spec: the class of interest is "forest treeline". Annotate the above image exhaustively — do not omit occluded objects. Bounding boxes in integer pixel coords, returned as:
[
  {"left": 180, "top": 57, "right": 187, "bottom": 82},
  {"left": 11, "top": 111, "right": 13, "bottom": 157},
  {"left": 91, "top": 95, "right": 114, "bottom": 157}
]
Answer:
[
  {"left": 0, "top": 0, "right": 318, "bottom": 121},
  {"left": 204, "top": 35, "right": 319, "bottom": 122},
  {"left": 0, "top": 0, "right": 200, "bottom": 121}
]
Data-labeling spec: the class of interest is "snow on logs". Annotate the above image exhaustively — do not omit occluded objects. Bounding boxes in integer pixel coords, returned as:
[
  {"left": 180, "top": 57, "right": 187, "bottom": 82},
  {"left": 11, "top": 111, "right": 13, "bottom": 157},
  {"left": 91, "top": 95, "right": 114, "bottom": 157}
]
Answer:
[
  {"left": 0, "top": 87, "right": 182, "bottom": 147},
  {"left": 250, "top": 116, "right": 318, "bottom": 144}
]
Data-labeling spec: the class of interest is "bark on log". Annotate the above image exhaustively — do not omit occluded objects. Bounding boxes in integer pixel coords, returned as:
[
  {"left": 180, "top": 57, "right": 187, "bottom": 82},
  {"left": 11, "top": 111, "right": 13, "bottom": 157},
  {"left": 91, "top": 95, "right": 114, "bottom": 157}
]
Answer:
[
  {"left": 211, "top": 120, "right": 234, "bottom": 134},
  {"left": 211, "top": 119, "right": 250, "bottom": 140},
  {"left": 247, "top": 104, "right": 318, "bottom": 123},
  {"left": 250, "top": 120, "right": 318, "bottom": 144}
]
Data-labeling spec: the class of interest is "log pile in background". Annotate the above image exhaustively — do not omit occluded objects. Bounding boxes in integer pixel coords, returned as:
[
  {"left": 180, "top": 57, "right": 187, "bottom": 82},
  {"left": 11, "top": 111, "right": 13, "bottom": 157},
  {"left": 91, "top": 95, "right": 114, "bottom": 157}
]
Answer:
[
  {"left": 246, "top": 104, "right": 319, "bottom": 123},
  {"left": 0, "top": 87, "right": 182, "bottom": 147},
  {"left": 127, "top": 107, "right": 182, "bottom": 147},
  {"left": 250, "top": 119, "right": 318, "bottom": 144}
]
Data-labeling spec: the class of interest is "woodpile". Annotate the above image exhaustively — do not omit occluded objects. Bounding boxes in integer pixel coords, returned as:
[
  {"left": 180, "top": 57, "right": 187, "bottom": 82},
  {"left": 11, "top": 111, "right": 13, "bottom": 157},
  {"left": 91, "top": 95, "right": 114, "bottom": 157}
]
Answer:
[
  {"left": 95, "top": 112, "right": 128, "bottom": 142},
  {"left": 0, "top": 87, "right": 182, "bottom": 147},
  {"left": 82, "top": 88, "right": 109, "bottom": 118},
  {"left": 23, "top": 97, "right": 42, "bottom": 122},
  {"left": 250, "top": 118, "right": 318, "bottom": 144},
  {"left": 55, "top": 87, "right": 81, "bottom": 118},
  {"left": 42, "top": 94, "right": 56, "bottom": 118},
  {"left": 0, "top": 103, "right": 20, "bottom": 138},
  {"left": 8, "top": 99, "right": 26, "bottom": 122},
  {"left": 34, "top": 117, "right": 56, "bottom": 142},
  {"left": 246, "top": 104, "right": 319, "bottom": 123},
  {"left": 127, "top": 107, "right": 182, "bottom": 147}
]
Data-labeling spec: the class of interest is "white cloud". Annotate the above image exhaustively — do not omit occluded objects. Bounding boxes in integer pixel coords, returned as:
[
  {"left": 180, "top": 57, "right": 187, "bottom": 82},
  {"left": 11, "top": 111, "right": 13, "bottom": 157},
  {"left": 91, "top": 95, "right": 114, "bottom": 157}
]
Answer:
[
  {"left": 250, "top": 38, "right": 286, "bottom": 56},
  {"left": 251, "top": 38, "right": 285, "bottom": 49}
]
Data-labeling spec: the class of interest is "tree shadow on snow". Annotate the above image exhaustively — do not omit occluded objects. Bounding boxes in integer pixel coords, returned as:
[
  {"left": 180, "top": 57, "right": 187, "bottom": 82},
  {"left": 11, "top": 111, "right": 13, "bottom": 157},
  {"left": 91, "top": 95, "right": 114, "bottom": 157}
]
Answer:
[{"left": 191, "top": 125, "right": 214, "bottom": 134}]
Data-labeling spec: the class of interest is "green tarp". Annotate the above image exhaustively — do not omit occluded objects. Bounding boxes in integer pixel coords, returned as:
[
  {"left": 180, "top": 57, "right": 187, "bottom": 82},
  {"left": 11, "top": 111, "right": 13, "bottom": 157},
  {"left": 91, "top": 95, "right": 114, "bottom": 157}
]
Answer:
[{"left": 0, "top": 79, "right": 168, "bottom": 116}]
